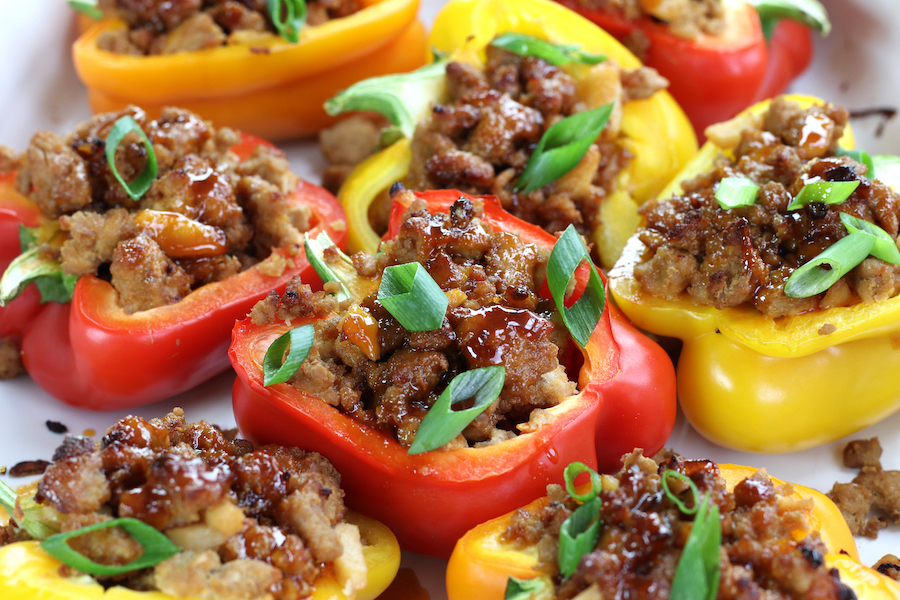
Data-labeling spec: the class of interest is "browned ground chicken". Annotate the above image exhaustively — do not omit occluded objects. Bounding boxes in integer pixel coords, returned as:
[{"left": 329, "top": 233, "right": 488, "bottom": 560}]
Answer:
[
  {"left": 568, "top": 0, "right": 726, "bottom": 39},
  {"left": 632, "top": 97, "right": 900, "bottom": 318},
  {"left": 94, "top": 0, "right": 362, "bottom": 55},
  {"left": 0, "top": 409, "right": 365, "bottom": 600},
  {"left": 321, "top": 44, "right": 668, "bottom": 238},
  {"left": 7, "top": 106, "right": 314, "bottom": 314},
  {"left": 505, "top": 450, "right": 855, "bottom": 599},
  {"left": 250, "top": 191, "right": 577, "bottom": 448}
]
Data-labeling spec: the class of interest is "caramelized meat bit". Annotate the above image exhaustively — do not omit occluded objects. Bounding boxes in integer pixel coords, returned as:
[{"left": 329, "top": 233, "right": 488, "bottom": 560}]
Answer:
[{"left": 568, "top": 0, "right": 726, "bottom": 39}]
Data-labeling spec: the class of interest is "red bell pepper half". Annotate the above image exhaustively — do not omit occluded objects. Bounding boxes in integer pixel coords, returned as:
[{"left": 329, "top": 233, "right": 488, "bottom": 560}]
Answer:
[
  {"left": 556, "top": 1, "right": 814, "bottom": 136},
  {"left": 229, "top": 189, "right": 676, "bottom": 558},
  {"left": 1, "top": 135, "right": 347, "bottom": 410}
]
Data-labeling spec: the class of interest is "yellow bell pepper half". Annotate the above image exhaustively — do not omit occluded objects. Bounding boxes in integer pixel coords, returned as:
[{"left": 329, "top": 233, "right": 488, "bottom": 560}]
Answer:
[
  {"left": 445, "top": 464, "right": 900, "bottom": 600},
  {"left": 607, "top": 95, "right": 900, "bottom": 454},
  {"left": 0, "top": 511, "right": 400, "bottom": 600},
  {"left": 336, "top": 0, "right": 696, "bottom": 266},
  {"left": 72, "top": 0, "right": 428, "bottom": 140}
]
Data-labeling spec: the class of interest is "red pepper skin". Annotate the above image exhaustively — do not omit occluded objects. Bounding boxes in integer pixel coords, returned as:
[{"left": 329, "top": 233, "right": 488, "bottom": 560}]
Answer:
[
  {"left": 6, "top": 136, "right": 347, "bottom": 410},
  {"left": 231, "top": 190, "right": 676, "bottom": 557},
  {"left": 555, "top": 1, "right": 813, "bottom": 136}
]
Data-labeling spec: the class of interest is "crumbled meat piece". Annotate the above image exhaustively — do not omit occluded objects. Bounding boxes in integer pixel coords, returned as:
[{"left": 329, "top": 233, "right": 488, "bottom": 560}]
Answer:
[
  {"left": 828, "top": 436, "right": 900, "bottom": 539},
  {"left": 569, "top": 0, "right": 725, "bottom": 39},
  {"left": 874, "top": 554, "right": 900, "bottom": 581},
  {"left": 843, "top": 437, "right": 883, "bottom": 470},
  {"left": 8, "top": 459, "right": 51, "bottom": 477},
  {"left": 0, "top": 337, "right": 24, "bottom": 380},
  {"left": 45, "top": 420, "right": 68, "bottom": 434}
]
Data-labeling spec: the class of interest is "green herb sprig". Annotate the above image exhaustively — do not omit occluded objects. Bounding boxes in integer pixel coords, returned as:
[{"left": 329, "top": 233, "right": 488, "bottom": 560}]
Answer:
[
  {"left": 546, "top": 225, "right": 606, "bottom": 347},
  {"left": 715, "top": 177, "right": 759, "bottom": 209},
  {"left": 105, "top": 115, "right": 158, "bottom": 201},
  {"left": 377, "top": 262, "right": 448, "bottom": 332},
  {"left": 267, "top": 0, "right": 308, "bottom": 43},
  {"left": 490, "top": 33, "right": 605, "bottom": 66},
  {"left": 263, "top": 324, "right": 315, "bottom": 386}
]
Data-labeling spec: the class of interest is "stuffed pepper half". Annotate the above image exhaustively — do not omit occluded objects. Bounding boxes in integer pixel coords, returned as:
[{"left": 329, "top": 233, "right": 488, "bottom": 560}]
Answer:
[
  {"left": 0, "top": 106, "right": 346, "bottom": 409},
  {"left": 0, "top": 408, "right": 400, "bottom": 600},
  {"left": 446, "top": 451, "right": 900, "bottom": 599},
  {"left": 608, "top": 94, "right": 900, "bottom": 453},
  {"left": 324, "top": 0, "right": 696, "bottom": 270},
  {"left": 230, "top": 188, "right": 676, "bottom": 558},
  {"left": 71, "top": 0, "right": 428, "bottom": 140}
]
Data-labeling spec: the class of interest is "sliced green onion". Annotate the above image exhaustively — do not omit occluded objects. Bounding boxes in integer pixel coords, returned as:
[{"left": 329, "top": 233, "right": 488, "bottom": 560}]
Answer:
[
  {"left": 836, "top": 147, "right": 875, "bottom": 179},
  {"left": 324, "top": 60, "right": 449, "bottom": 143},
  {"left": 0, "top": 227, "right": 77, "bottom": 307},
  {"left": 68, "top": 0, "right": 103, "bottom": 19},
  {"left": 669, "top": 494, "right": 721, "bottom": 600},
  {"left": 41, "top": 517, "right": 179, "bottom": 576},
  {"left": 490, "top": 33, "right": 606, "bottom": 66},
  {"left": 747, "top": 0, "right": 830, "bottom": 39},
  {"left": 839, "top": 212, "right": 900, "bottom": 265},
  {"left": 715, "top": 177, "right": 759, "bottom": 209},
  {"left": 105, "top": 115, "right": 158, "bottom": 201},
  {"left": 0, "top": 480, "right": 56, "bottom": 540},
  {"left": 661, "top": 470, "right": 701, "bottom": 516},
  {"left": 546, "top": 225, "right": 606, "bottom": 348},
  {"left": 784, "top": 231, "right": 875, "bottom": 298},
  {"left": 407, "top": 366, "right": 505, "bottom": 455},
  {"left": 305, "top": 231, "right": 354, "bottom": 302},
  {"left": 378, "top": 262, "right": 448, "bottom": 332},
  {"left": 786, "top": 178, "right": 859, "bottom": 211},
  {"left": 564, "top": 462, "right": 603, "bottom": 504},
  {"left": 872, "top": 155, "right": 900, "bottom": 191},
  {"left": 267, "top": 0, "right": 307, "bottom": 43},
  {"left": 558, "top": 496, "right": 601, "bottom": 578},
  {"left": 516, "top": 104, "right": 613, "bottom": 194},
  {"left": 504, "top": 576, "right": 553, "bottom": 600},
  {"left": 263, "top": 324, "right": 315, "bottom": 386}
]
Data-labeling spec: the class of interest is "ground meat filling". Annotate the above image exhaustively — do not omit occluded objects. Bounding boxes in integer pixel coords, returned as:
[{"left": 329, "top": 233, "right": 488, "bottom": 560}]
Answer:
[
  {"left": 403, "top": 44, "right": 667, "bottom": 241},
  {"left": 632, "top": 97, "right": 900, "bottom": 318},
  {"left": 94, "top": 0, "right": 362, "bottom": 55},
  {"left": 568, "top": 0, "right": 726, "bottom": 40},
  {"left": 13, "top": 106, "right": 313, "bottom": 314},
  {"left": 504, "top": 451, "right": 855, "bottom": 600},
  {"left": 2, "top": 409, "right": 363, "bottom": 600},
  {"left": 250, "top": 191, "right": 578, "bottom": 448}
]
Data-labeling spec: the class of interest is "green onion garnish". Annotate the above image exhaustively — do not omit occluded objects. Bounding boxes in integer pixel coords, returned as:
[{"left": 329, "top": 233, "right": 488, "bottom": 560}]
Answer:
[
  {"left": 837, "top": 147, "right": 875, "bottom": 179},
  {"left": 305, "top": 231, "right": 354, "bottom": 302},
  {"left": 0, "top": 479, "right": 56, "bottom": 540},
  {"left": 68, "top": 0, "right": 103, "bottom": 19},
  {"left": 839, "top": 212, "right": 900, "bottom": 265},
  {"left": 746, "top": 0, "right": 830, "bottom": 39},
  {"left": 41, "top": 518, "right": 179, "bottom": 576},
  {"left": 105, "top": 115, "right": 158, "bottom": 201},
  {"left": 783, "top": 231, "right": 874, "bottom": 298},
  {"left": 872, "top": 154, "right": 900, "bottom": 190},
  {"left": 715, "top": 177, "right": 759, "bottom": 209},
  {"left": 504, "top": 576, "right": 553, "bottom": 600},
  {"left": 786, "top": 178, "right": 859, "bottom": 211},
  {"left": 558, "top": 496, "right": 602, "bottom": 578},
  {"left": 669, "top": 493, "right": 722, "bottom": 600},
  {"left": 267, "top": 0, "right": 307, "bottom": 43},
  {"left": 407, "top": 366, "right": 506, "bottom": 455},
  {"left": 516, "top": 103, "right": 613, "bottom": 194},
  {"left": 563, "top": 462, "right": 603, "bottom": 504},
  {"left": 377, "top": 262, "right": 448, "bottom": 332},
  {"left": 0, "top": 225, "right": 77, "bottom": 306},
  {"left": 661, "top": 470, "right": 701, "bottom": 515},
  {"left": 546, "top": 225, "right": 606, "bottom": 348},
  {"left": 263, "top": 324, "right": 315, "bottom": 386},
  {"left": 490, "top": 33, "right": 606, "bottom": 66}
]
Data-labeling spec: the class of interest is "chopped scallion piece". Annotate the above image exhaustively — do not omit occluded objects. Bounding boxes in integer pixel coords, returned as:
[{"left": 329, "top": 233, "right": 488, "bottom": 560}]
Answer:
[
  {"left": 105, "top": 115, "right": 158, "bottom": 201},
  {"left": 41, "top": 518, "right": 178, "bottom": 576},
  {"left": 516, "top": 104, "right": 613, "bottom": 194},
  {"left": 68, "top": 0, "right": 103, "bottom": 19},
  {"left": 746, "top": 0, "right": 830, "bottom": 39},
  {"left": 377, "top": 262, "right": 448, "bottom": 332},
  {"left": 836, "top": 147, "right": 875, "bottom": 179},
  {"left": 669, "top": 493, "right": 721, "bottom": 600},
  {"left": 0, "top": 225, "right": 77, "bottom": 306},
  {"left": 407, "top": 366, "right": 505, "bottom": 455},
  {"left": 546, "top": 225, "right": 605, "bottom": 348},
  {"left": 661, "top": 470, "right": 701, "bottom": 515},
  {"left": 490, "top": 33, "right": 605, "bottom": 66},
  {"left": 558, "top": 496, "right": 602, "bottom": 577},
  {"left": 872, "top": 155, "right": 900, "bottom": 191},
  {"left": 305, "top": 231, "right": 354, "bottom": 302},
  {"left": 564, "top": 462, "right": 603, "bottom": 504},
  {"left": 0, "top": 480, "right": 56, "bottom": 540},
  {"left": 784, "top": 231, "right": 874, "bottom": 298},
  {"left": 504, "top": 576, "right": 553, "bottom": 600},
  {"left": 715, "top": 177, "right": 759, "bottom": 209},
  {"left": 263, "top": 324, "right": 315, "bottom": 386},
  {"left": 839, "top": 212, "right": 900, "bottom": 265},
  {"left": 267, "top": 0, "right": 307, "bottom": 43},
  {"left": 786, "top": 178, "right": 859, "bottom": 210}
]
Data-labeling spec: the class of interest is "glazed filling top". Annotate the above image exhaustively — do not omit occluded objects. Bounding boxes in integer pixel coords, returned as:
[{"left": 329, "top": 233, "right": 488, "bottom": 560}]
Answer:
[
  {"left": 569, "top": 0, "right": 726, "bottom": 39},
  {"left": 0, "top": 409, "right": 366, "bottom": 600},
  {"left": 504, "top": 450, "right": 855, "bottom": 600},
  {"left": 93, "top": 0, "right": 362, "bottom": 55},
  {"left": 632, "top": 97, "right": 900, "bottom": 318},
  {"left": 402, "top": 43, "right": 668, "bottom": 241},
  {"left": 2, "top": 106, "right": 314, "bottom": 314},
  {"left": 250, "top": 192, "right": 580, "bottom": 448}
]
